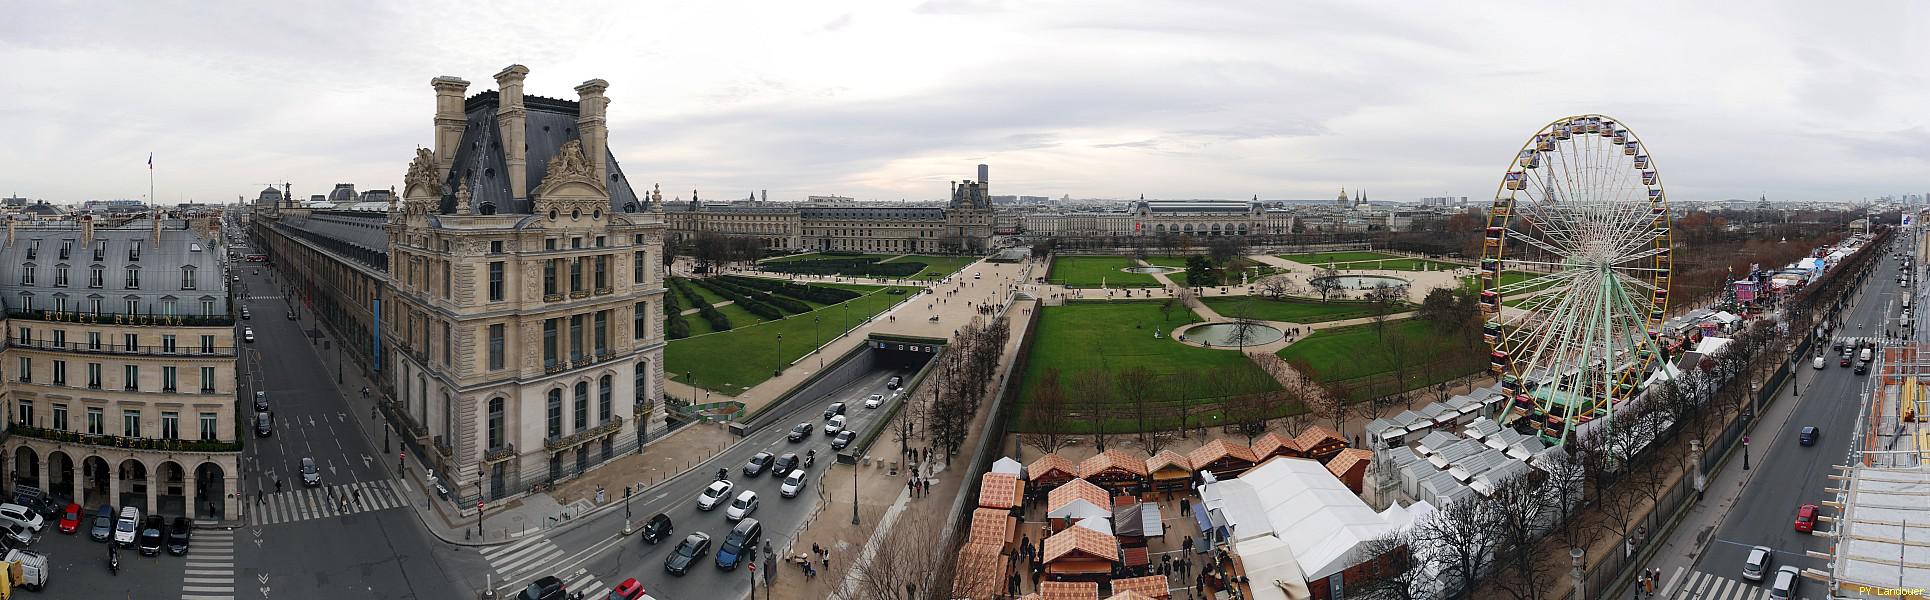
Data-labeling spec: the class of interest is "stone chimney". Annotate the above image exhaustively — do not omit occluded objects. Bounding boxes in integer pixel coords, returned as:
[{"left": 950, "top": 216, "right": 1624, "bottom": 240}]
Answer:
[
  {"left": 431, "top": 76, "right": 471, "bottom": 177},
  {"left": 494, "top": 64, "right": 531, "bottom": 199},
  {"left": 80, "top": 215, "right": 94, "bottom": 245},
  {"left": 574, "top": 78, "right": 610, "bottom": 185}
]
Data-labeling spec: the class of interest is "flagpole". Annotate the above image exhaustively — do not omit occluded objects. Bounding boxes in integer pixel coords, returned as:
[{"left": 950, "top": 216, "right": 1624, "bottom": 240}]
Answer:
[{"left": 148, "top": 152, "right": 155, "bottom": 210}]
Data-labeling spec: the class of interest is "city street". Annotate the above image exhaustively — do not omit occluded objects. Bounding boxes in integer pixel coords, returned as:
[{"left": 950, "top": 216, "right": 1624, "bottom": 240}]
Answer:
[{"left": 1659, "top": 239, "right": 1903, "bottom": 599}]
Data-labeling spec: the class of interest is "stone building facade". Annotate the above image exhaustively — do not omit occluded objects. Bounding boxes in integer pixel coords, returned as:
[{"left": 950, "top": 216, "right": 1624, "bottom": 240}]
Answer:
[
  {"left": 253, "top": 65, "right": 668, "bottom": 503},
  {"left": 0, "top": 218, "right": 240, "bottom": 520},
  {"left": 664, "top": 176, "right": 998, "bottom": 254}
]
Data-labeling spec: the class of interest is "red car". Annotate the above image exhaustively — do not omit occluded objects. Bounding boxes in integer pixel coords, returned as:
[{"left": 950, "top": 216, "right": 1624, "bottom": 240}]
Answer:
[
  {"left": 1794, "top": 503, "right": 1819, "bottom": 533},
  {"left": 605, "top": 578, "right": 650, "bottom": 600},
  {"left": 56, "top": 502, "right": 83, "bottom": 534}
]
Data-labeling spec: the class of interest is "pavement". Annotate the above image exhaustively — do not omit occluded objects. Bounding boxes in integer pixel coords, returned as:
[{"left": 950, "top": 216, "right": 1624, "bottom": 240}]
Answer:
[{"left": 1642, "top": 244, "right": 1901, "bottom": 600}]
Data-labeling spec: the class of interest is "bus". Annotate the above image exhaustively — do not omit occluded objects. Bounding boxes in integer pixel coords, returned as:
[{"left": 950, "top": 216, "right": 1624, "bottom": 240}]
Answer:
[{"left": 244, "top": 254, "right": 268, "bottom": 262}]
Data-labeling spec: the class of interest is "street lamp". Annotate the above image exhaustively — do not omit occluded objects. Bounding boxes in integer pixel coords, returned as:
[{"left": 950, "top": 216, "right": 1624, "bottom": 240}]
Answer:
[
  {"left": 851, "top": 457, "right": 860, "bottom": 526},
  {"left": 815, "top": 315, "right": 822, "bottom": 367},
  {"left": 1742, "top": 435, "right": 1751, "bottom": 471}
]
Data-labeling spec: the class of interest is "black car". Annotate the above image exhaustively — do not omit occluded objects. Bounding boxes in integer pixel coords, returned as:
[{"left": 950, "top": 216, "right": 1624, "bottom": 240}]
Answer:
[
  {"left": 822, "top": 402, "right": 845, "bottom": 420},
  {"left": 743, "top": 452, "right": 774, "bottom": 477},
  {"left": 166, "top": 517, "right": 192, "bottom": 555},
  {"left": 255, "top": 412, "right": 273, "bottom": 437},
  {"left": 787, "top": 422, "right": 813, "bottom": 442},
  {"left": 517, "top": 575, "right": 568, "bottom": 600},
  {"left": 138, "top": 515, "right": 166, "bottom": 555},
  {"left": 253, "top": 391, "right": 269, "bottom": 411},
  {"left": 89, "top": 504, "right": 115, "bottom": 542},
  {"left": 664, "top": 532, "right": 711, "bottom": 576},
  {"left": 831, "top": 429, "right": 857, "bottom": 450},
  {"left": 715, "top": 518, "right": 762, "bottom": 571},
  {"left": 1855, "top": 363, "right": 1869, "bottom": 375},
  {"left": 640, "top": 513, "right": 673, "bottom": 545},
  {"left": 1799, "top": 426, "right": 1819, "bottom": 446},
  {"left": 11, "top": 486, "right": 59, "bottom": 520},
  {"left": 771, "top": 453, "right": 799, "bottom": 478}
]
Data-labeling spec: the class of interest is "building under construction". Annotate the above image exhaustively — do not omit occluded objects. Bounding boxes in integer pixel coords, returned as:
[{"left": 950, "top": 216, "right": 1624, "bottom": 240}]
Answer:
[{"left": 1825, "top": 343, "right": 1930, "bottom": 598}]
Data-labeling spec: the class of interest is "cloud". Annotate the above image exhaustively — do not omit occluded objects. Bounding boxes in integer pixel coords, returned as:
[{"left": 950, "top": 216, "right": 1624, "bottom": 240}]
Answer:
[
  {"left": 819, "top": 13, "right": 855, "bottom": 32},
  {"left": 914, "top": 0, "right": 1004, "bottom": 15}
]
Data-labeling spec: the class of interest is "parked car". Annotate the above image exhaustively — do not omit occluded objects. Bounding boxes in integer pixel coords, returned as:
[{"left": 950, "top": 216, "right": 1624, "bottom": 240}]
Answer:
[
  {"left": 1741, "top": 545, "right": 1772, "bottom": 581},
  {"left": 864, "top": 394, "right": 885, "bottom": 409},
  {"left": 138, "top": 515, "right": 166, "bottom": 555},
  {"left": 664, "top": 532, "right": 711, "bottom": 576},
  {"left": 771, "top": 453, "right": 799, "bottom": 478},
  {"left": 714, "top": 518, "right": 762, "bottom": 571},
  {"left": 0, "top": 504, "right": 45, "bottom": 533},
  {"left": 10, "top": 486, "right": 58, "bottom": 519},
  {"left": 825, "top": 415, "right": 847, "bottom": 436},
  {"left": 639, "top": 513, "right": 673, "bottom": 545},
  {"left": 1794, "top": 504, "right": 1819, "bottom": 533},
  {"left": 0, "top": 521, "right": 31, "bottom": 547},
  {"left": 823, "top": 402, "right": 846, "bottom": 420},
  {"left": 696, "top": 481, "right": 734, "bottom": 511},
  {"left": 743, "top": 452, "right": 774, "bottom": 477},
  {"left": 167, "top": 517, "right": 192, "bottom": 555},
  {"left": 55, "top": 503, "right": 82, "bottom": 535},
  {"left": 1768, "top": 565, "right": 1801, "bottom": 599},
  {"left": 831, "top": 430, "right": 856, "bottom": 450},
  {"left": 788, "top": 422, "right": 813, "bottom": 442},
  {"left": 89, "top": 505, "right": 114, "bottom": 542},
  {"left": 301, "top": 457, "right": 322, "bottom": 486},
  {"left": 780, "top": 470, "right": 807, "bottom": 498},
  {"left": 725, "top": 491, "right": 759, "bottom": 522},
  {"left": 1799, "top": 426, "right": 1818, "bottom": 446},
  {"left": 517, "top": 575, "right": 568, "bottom": 600}
]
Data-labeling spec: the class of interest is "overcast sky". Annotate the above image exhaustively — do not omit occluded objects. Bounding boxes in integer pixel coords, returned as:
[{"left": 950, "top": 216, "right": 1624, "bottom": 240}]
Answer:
[{"left": 2, "top": 0, "right": 1925, "bottom": 205}]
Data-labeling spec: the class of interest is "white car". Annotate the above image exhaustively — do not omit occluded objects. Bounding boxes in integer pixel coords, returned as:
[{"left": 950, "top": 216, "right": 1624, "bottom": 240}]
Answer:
[
  {"left": 725, "top": 490, "right": 759, "bottom": 522},
  {"left": 696, "top": 480, "right": 734, "bottom": 511},
  {"left": 0, "top": 504, "right": 44, "bottom": 533},
  {"left": 1768, "top": 565, "right": 1800, "bottom": 599},
  {"left": 0, "top": 522, "right": 28, "bottom": 547},
  {"left": 864, "top": 394, "right": 885, "bottom": 409},
  {"left": 113, "top": 507, "right": 140, "bottom": 546},
  {"left": 242, "top": 327, "right": 256, "bottom": 343},
  {"left": 780, "top": 470, "right": 807, "bottom": 498},
  {"left": 825, "top": 415, "right": 847, "bottom": 436},
  {"left": 1741, "top": 545, "right": 1772, "bottom": 581}
]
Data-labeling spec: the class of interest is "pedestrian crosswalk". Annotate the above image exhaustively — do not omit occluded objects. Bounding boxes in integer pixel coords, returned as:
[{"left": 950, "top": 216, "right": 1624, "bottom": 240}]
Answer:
[
  {"left": 247, "top": 479, "right": 405, "bottom": 526},
  {"left": 478, "top": 536, "right": 608, "bottom": 598},
  {"left": 1664, "top": 568, "right": 1774, "bottom": 600},
  {"left": 181, "top": 529, "right": 235, "bottom": 600}
]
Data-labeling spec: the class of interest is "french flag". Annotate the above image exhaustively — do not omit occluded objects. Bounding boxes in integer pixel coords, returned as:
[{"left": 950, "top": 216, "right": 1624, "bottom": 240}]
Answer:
[{"left": 148, "top": 153, "right": 153, "bottom": 170}]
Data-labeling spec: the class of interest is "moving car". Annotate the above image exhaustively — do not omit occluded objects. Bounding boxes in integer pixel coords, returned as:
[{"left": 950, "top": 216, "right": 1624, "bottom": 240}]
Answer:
[
  {"left": 89, "top": 505, "right": 115, "bottom": 541},
  {"left": 254, "top": 391, "right": 269, "bottom": 411},
  {"left": 639, "top": 513, "right": 673, "bottom": 545},
  {"left": 742, "top": 452, "right": 774, "bottom": 477},
  {"left": 714, "top": 518, "right": 762, "bottom": 571},
  {"left": 256, "top": 412, "right": 273, "bottom": 437},
  {"left": 606, "top": 578, "right": 649, "bottom": 600},
  {"left": 518, "top": 575, "right": 568, "bottom": 600},
  {"left": 825, "top": 415, "right": 847, "bottom": 436},
  {"left": 138, "top": 515, "right": 166, "bottom": 555},
  {"left": 771, "top": 453, "right": 799, "bottom": 478},
  {"left": 1793, "top": 504, "right": 1819, "bottom": 533},
  {"left": 166, "top": 517, "right": 192, "bottom": 555},
  {"left": 1799, "top": 426, "right": 1818, "bottom": 447},
  {"left": 823, "top": 402, "right": 846, "bottom": 420},
  {"left": 864, "top": 394, "right": 885, "bottom": 409},
  {"left": 1768, "top": 565, "right": 1800, "bottom": 599},
  {"left": 831, "top": 429, "right": 857, "bottom": 450},
  {"left": 1811, "top": 355, "right": 1825, "bottom": 369},
  {"left": 241, "top": 307, "right": 251, "bottom": 320},
  {"left": 1856, "top": 363, "right": 1869, "bottom": 375},
  {"left": 887, "top": 376, "right": 903, "bottom": 389},
  {"left": 788, "top": 422, "right": 813, "bottom": 442},
  {"left": 664, "top": 532, "right": 711, "bottom": 576},
  {"left": 243, "top": 327, "right": 256, "bottom": 343},
  {"left": 1741, "top": 545, "right": 1772, "bottom": 581},
  {"left": 0, "top": 503, "right": 46, "bottom": 533},
  {"left": 780, "top": 470, "right": 808, "bottom": 498},
  {"left": 725, "top": 491, "right": 759, "bottom": 522},
  {"left": 301, "top": 457, "right": 322, "bottom": 487},
  {"left": 1840, "top": 357, "right": 1852, "bottom": 367},
  {"left": 696, "top": 480, "right": 734, "bottom": 511},
  {"left": 56, "top": 503, "right": 82, "bottom": 535}
]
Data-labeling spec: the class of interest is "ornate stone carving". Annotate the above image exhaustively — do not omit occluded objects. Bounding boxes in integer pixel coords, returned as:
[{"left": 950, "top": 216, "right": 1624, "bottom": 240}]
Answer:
[
  {"left": 454, "top": 180, "right": 474, "bottom": 215},
  {"left": 546, "top": 140, "right": 595, "bottom": 182},
  {"left": 404, "top": 147, "right": 442, "bottom": 196}
]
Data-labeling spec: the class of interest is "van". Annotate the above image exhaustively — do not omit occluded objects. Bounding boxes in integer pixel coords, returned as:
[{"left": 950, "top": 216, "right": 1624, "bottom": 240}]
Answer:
[
  {"left": 1812, "top": 355, "right": 1826, "bottom": 370},
  {"left": 113, "top": 506, "right": 141, "bottom": 546},
  {"left": 1860, "top": 348, "right": 1874, "bottom": 362}
]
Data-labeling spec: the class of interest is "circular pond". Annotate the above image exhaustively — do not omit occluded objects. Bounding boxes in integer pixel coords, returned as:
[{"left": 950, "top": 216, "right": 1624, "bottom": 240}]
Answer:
[
  {"left": 1122, "top": 266, "right": 1180, "bottom": 274},
  {"left": 1313, "top": 274, "right": 1411, "bottom": 290},
  {"left": 1183, "top": 322, "right": 1285, "bottom": 347}
]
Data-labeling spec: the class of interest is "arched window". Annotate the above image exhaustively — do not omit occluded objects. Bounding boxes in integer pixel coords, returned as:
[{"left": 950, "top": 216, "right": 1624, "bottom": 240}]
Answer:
[
  {"left": 573, "top": 382, "right": 590, "bottom": 430},
  {"left": 598, "top": 375, "right": 613, "bottom": 423},
  {"left": 487, "top": 397, "right": 505, "bottom": 450},
  {"left": 545, "top": 389, "right": 562, "bottom": 438}
]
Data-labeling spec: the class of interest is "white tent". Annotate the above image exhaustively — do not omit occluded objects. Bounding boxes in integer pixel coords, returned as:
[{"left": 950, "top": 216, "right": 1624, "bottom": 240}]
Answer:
[
  {"left": 1048, "top": 499, "right": 1110, "bottom": 521},
  {"left": 1073, "top": 517, "right": 1113, "bottom": 535},
  {"left": 1239, "top": 535, "right": 1313, "bottom": 600},
  {"left": 1198, "top": 457, "right": 1420, "bottom": 582},
  {"left": 991, "top": 457, "right": 1022, "bottom": 476}
]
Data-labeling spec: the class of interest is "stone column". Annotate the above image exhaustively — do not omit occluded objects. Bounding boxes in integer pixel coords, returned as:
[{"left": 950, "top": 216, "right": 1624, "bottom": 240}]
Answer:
[
  {"left": 145, "top": 470, "right": 158, "bottom": 514},
  {"left": 108, "top": 472, "right": 121, "bottom": 510},
  {"left": 494, "top": 65, "right": 531, "bottom": 200},
  {"left": 34, "top": 452, "right": 46, "bottom": 492},
  {"left": 69, "top": 463, "right": 82, "bottom": 508},
  {"left": 185, "top": 474, "right": 199, "bottom": 518}
]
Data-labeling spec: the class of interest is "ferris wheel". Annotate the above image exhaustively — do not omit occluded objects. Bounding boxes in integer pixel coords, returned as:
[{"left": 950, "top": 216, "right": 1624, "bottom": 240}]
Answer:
[{"left": 1479, "top": 114, "right": 1673, "bottom": 446}]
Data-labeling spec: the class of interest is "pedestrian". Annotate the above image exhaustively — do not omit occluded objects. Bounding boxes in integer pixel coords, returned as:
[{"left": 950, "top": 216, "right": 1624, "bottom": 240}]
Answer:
[
  {"left": 275, "top": 477, "right": 283, "bottom": 492},
  {"left": 821, "top": 550, "right": 829, "bottom": 569},
  {"left": 257, "top": 489, "right": 264, "bottom": 504}
]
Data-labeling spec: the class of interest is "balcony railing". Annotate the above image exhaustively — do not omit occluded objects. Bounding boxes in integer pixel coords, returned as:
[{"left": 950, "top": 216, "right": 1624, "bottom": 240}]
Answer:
[
  {"left": 568, "top": 290, "right": 590, "bottom": 299},
  {"left": 543, "top": 293, "right": 564, "bottom": 303},
  {"left": 542, "top": 419, "right": 622, "bottom": 451},
  {"left": 594, "top": 287, "right": 613, "bottom": 296},
  {"left": 7, "top": 339, "right": 238, "bottom": 357},
  {"left": 8, "top": 310, "right": 235, "bottom": 327},
  {"left": 483, "top": 444, "right": 516, "bottom": 464},
  {"left": 8, "top": 425, "right": 242, "bottom": 452}
]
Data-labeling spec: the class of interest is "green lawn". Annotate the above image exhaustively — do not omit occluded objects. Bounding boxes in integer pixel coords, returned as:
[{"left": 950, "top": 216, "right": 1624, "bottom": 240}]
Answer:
[
  {"left": 1048, "top": 256, "right": 1162, "bottom": 288},
  {"left": 1276, "top": 318, "right": 1486, "bottom": 402},
  {"left": 1323, "top": 258, "right": 1462, "bottom": 272},
  {"left": 667, "top": 284, "right": 920, "bottom": 394},
  {"left": 1143, "top": 256, "right": 1191, "bottom": 269},
  {"left": 1280, "top": 251, "right": 1403, "bottom": 265},
  {"left": 1201, "top": 296, "right": 1397, "bottom": 323},
  {"left": 1012, "top": 301, "right": 1282, "bottom": 432},
  {"left": 761, "top": 252, "right": 892, "bottom": 264},
  {"left": 1460, "top": 271, "right": 1539, "bottom": 292},
  {"left": 880, "top": 254, "right": 979, "bottom": 279}
]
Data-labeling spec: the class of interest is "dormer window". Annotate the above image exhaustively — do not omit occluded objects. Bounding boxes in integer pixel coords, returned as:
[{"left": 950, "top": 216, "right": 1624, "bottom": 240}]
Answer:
[
  {"left": 125, "top": 266, "right": 140, "bottom": 289},
  {"left": 58, "top": 240, "right": 70, "bottom": 260},
  {"left": 88, "top": 266, "right": 103, "bottom": 288},
  {"left": 25, "top": 240, "right": 38, "bottom": 260},
  {"left": 19, "top": 263, "right": 33, "bottom": 286},
  {"left": 92, "top": 241, "right": 104, "bottom": 262},
  {"left": 180, "top": 266, "right": 196, "bottom": 290},
  {"left": 129, "top": 241, "right": 141, "bottom": 261}
]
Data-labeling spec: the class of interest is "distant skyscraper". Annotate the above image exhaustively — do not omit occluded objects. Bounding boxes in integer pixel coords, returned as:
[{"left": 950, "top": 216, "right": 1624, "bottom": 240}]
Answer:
[{"left": 977, "top": 164, "right": 988, "bottom": 185}]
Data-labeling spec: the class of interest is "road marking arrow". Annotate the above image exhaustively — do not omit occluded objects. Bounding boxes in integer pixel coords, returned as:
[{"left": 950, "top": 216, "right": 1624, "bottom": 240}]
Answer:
[
  {"left": 258, "top": 574, "right": 270, "bottom": 584},
  {"left": 252, "top": 528, "right": 262, "bottom": 538},
  {"left": 254, "top": 538, "right": 264, "bottom": 548},
  {"left": 361, "top": 454, "right": 372, "bottom": 468},
  {"left": 260, "top": 586, "right": 271, "bottom": 597}
]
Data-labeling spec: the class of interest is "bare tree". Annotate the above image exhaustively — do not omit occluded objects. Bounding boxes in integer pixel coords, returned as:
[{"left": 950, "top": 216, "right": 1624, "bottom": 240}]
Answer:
[
  {"left": 1118, "top": 366, "right": 1172, "bottom": 454},
  {"left": 1258, "top": 275, "right": 1292, "bottom": 300},
  {"left": 1167, "top": 371, "right": 1202, "bottom": 439},
  {"left": 1072, "top": 369, "right": 1115, "bottom": 451},
  {"left": 1289, "top": 357, "right": 1348, "bottom": 433},
  {"left": 1412, "top": 496, "right": 1500, "bottom": 600},
  {"left": 1019, "top": 368, "right": 1073, "bottom": 455},
  {"left": 1312, "top": 265, "right": 1342, "bottom": 302},
  {"left": 1225, "top": 302, "right": 1263, "bottom": 350},
  {"left": 1367, "top": 282, "right": 1403, "bottom": 340},
  {"left": 1486, "top": 473, "right": 1558, "bottom": 600},
  {"left": 831, "top": 512, "right": 959, "bottom": 600},
  {"left": 1378, "top": 328, "right": 1420, "bottom": 403},
  {"left": 1348, "top": 530, "right": 1425, "bottom": 600}
]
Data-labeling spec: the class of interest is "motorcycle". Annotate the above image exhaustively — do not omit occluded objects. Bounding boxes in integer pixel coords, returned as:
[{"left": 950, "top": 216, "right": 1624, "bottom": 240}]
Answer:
[
  {"left": 804, "top": 450, "right": 816, "bottom": 469},
  {"left": 109, "top": 547, "right": 119, "bottom": 575},
  {"left": 716, "top": 468, "right": 728, "bottom": 481}
]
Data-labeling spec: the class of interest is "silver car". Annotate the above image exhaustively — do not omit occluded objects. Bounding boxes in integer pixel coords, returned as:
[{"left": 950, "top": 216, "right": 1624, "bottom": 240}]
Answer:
[
  {"left": 1768, "top": 565, "right": 1800, "bottom": 599},
  {"left": 1740, "top": 545, "right": 1771, "bottom": 581}
]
